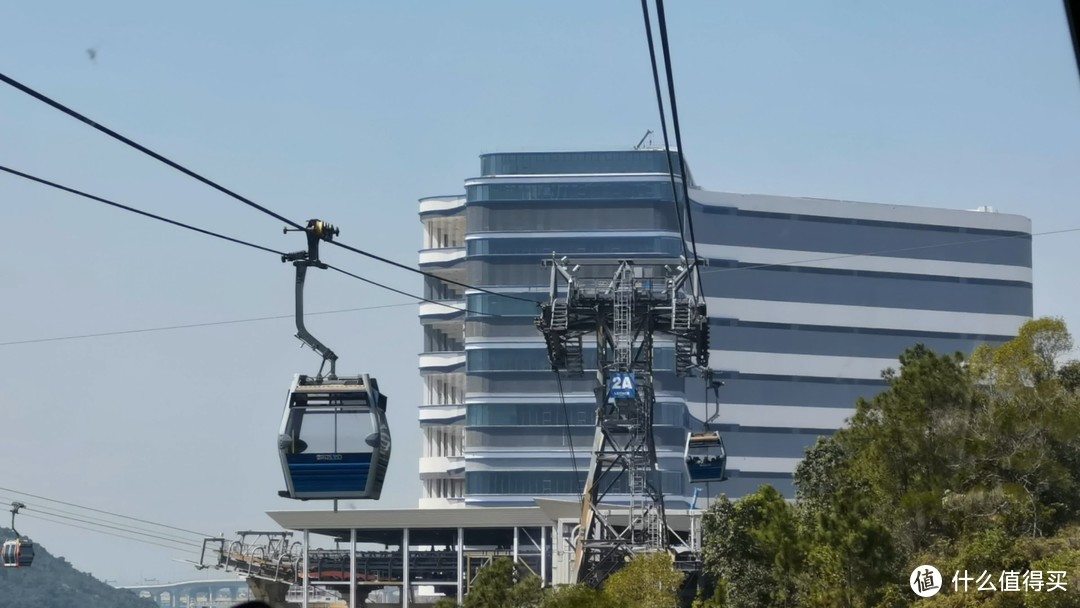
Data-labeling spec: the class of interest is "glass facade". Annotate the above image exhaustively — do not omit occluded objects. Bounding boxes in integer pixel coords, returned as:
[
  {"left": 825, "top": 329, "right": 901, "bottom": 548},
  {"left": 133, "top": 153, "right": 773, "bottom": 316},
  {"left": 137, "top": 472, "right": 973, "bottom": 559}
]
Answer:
[
  {"left": 467, "top": 235, "right": 683, "bottom": 257},
  {"left": 466, "top": 348, "right": 676, "bottom": 373},
  {"left": 420, "top": 149, "right": 1033, "bottom": 508},
  {"left": 480, "top": 150, "right": 687, "bottom": 179},
  {"left": 467, "top": 181, "right": 675, "bottom": 203},
  {"left": 466, "top": 201, "right": 681, "bottom": 232}
]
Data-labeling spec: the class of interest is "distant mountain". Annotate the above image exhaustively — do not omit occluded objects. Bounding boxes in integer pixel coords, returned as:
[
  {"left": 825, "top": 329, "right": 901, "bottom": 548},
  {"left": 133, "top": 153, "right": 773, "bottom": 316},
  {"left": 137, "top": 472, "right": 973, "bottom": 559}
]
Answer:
[{"left": 0, "top": 528, "right": 156, "bottom": 608}]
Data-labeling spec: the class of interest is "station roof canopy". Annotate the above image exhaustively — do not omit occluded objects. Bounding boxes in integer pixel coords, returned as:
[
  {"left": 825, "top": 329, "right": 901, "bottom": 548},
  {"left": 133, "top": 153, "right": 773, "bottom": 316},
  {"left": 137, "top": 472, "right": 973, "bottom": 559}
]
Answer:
[
  {"left": 266, "top": 500, "right": 699, "bottom": 546},
  {"left": 266, "top": 506, "right": 554, "bottom": 545}
]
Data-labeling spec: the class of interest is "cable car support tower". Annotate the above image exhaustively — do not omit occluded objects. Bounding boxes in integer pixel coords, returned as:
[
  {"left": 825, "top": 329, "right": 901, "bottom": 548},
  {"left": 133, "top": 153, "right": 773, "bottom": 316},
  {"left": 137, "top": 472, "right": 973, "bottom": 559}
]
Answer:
[{"left": 536, "top": 255, "right": 710, "bottom": 586}]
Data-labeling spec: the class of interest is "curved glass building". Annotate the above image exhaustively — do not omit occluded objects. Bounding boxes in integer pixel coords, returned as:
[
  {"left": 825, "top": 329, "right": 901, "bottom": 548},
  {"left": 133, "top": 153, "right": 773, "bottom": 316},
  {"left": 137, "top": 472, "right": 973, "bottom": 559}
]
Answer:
[{"left": 418, "top": 149, "right": 1033, "bottom": 508}]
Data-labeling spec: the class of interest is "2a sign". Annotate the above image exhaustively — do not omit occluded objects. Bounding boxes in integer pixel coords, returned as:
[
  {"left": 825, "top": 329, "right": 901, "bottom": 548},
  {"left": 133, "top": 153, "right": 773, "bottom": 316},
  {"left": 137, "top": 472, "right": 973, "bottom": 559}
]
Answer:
[{"left": 608, "top": 372, "right": 637, "bottom": 400}]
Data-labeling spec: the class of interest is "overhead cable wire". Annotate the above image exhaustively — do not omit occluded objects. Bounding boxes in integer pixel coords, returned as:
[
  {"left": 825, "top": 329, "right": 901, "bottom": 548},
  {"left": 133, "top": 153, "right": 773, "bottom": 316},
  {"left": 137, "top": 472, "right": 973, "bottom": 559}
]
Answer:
[
  {"left": 18, "top": 513, "right": 198, "bottom": 554},
  {"left": 0, "top": 165, "right": 285, "bottom": 256},
  {"left": 0, "top": 165, "right": 501, "bottom": 319},
  {"left": 553, "top": 370, "right": 584, "bottom": 507},
  {"left": 0, "top": 71, "right": 302, "bottom": 230},
  {"left": 696, "top": 226, "right": 1080, "bottom": 276},
  {"left": 15, "top": 507, "right": 202, "bottom": 548},
  {"left": 0, "top": 303, "right": 414, "bottom": 347},
  {"left": 0, "top": 485, "right": 211, "bottom": 538},
  {"left": 0, "top": 71, "right": 534, "bottom": 305},
  {"left": 639, "top": 0, "right": 690, "bottom": 263},
  {"left": 654, "top": 0, "right": 701, "bottom": 265},
  {"left": 0, "top": 494, "right": 202, "bottom": 544},
  {"left": 328, "top": 240, "right": 539, "bottom": 304},
  {"left": 325, "top": 264, "right": 501, "bottom": 317},
  {"left": 4, "top": 165, "right": 1065, "bottom": 341}
]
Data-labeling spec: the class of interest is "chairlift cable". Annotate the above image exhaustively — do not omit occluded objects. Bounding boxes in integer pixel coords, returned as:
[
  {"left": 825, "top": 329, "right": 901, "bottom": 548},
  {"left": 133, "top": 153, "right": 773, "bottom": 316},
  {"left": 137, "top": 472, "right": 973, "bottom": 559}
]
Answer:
[
  {"left": 0, "top": 165, "right": 285, "bottom": 257},
  {"left": 14, "top": 508, "right": 202, "bottom": 548},
  {"left": 639, "top": 0, "right": 690, "bottom": 263},
  {"left": 0, "top": 71, "right": 535, "bottom": 305},
  {"left": 0, "top": 71, "right": 302, "bottom": 231},
  {"left": 0, "top": 494, "right": 203, "bottom": 544},
  {"left": 554, "top": 370, "right": 584, "bottom": 507},
  {"left": 0, "top": 303, "right": 415, "bottom": 347},
  {"left": 326, "top": 264, "right": 501, "bottom": 317},
  {"left": 0, "top": 166, "right": 502, "bottom": 320},
  {"left": 654, "top": 0, "right": 701, "bottom": 266},
  {"left": 327, "top": 240, "right": 538, "bottom": 304},
  {"left": 0, "top": 486, "right": 211, "bottom": 538},
  {"left": 18, "top": 512, "right": 199, "bottom": 554}
]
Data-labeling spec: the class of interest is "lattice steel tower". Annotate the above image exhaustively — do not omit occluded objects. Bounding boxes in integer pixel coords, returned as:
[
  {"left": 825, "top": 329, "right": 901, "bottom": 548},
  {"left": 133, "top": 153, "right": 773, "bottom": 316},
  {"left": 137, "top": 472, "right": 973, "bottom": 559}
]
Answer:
[{"left": 536, "top": 256, "right": 710, "bottom": 586}]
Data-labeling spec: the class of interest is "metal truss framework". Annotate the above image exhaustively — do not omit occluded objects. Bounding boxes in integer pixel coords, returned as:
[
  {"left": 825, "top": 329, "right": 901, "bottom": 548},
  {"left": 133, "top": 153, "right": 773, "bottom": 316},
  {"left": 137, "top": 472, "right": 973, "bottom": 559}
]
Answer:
[{"left": 535, "top": 257, "right": 709, "bottom": 586}]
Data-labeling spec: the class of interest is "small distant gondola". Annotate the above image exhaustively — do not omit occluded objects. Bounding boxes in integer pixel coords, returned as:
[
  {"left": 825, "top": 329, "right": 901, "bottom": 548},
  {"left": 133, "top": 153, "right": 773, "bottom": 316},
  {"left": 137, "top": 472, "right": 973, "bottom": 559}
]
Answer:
[
  {"left": 684, "top": 431, "right": 727, "bottom": 484},
  {"left": 2, "top": 502, "right": 34, "bottom": 568}
]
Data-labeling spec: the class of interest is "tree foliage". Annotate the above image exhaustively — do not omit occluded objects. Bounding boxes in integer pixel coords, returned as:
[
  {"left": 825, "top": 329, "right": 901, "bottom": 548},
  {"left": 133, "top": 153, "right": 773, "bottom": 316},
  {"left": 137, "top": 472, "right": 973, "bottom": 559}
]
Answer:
[
  {"left": 603, "top": 552, "right": 685, "bottom": 608},
  {"left": 697, "top": 318, "right": 1080, "bottom": 607},
  {"left": 463, "top": 552, "right": 681, "bottom": 608},
  {"left": 463, "top": 557, "right": 543, "bottom": 608},
  {"left": 0, "top": 529, "right": 156, "bottom": 608}
]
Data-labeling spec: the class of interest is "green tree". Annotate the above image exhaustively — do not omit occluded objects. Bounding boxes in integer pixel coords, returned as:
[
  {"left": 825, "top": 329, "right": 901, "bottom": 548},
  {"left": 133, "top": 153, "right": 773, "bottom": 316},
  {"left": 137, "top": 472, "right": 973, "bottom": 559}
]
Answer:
[
  {"left": 795, "top": 438, "right": 885, "bottom": 606},
  {"left": 464, "top": 557, "right": 542, "bottom": 608},
  {"left": 700, "top": 486, "right": 802, "bottom": 608},
  {"left": 602, "top": 552, "right": 685, "bottom": 608},
  {"left": 540, "top": 583, "right": 613, "bottom": 608},
  {"left": 699, "top": 318, "right": 1080, "bottom": 608}
]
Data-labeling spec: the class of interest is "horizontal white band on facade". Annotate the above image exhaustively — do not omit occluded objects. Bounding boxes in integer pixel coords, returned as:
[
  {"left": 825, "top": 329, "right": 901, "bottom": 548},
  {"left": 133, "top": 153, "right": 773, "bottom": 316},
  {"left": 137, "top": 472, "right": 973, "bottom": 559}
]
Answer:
[
  {"left": 726, "top": 456, "right": 803, "bottom": 475},
  {"left": 465, "top": 174, "right": 677, "bottom": 186},
  {"left": 418, "top": 300, "right": 466, "bottom": 317},
  {"left": 688, "top": 402, "right": 855, "bottom": 430},
  {"left": 419, "top": 352, "right": 466, "bottom": 368},
  {"left": 691, "top": 189, "right": 1031, "bottom": 233},
  {"left": 418, "top": 195, "right": 466, "bottom": 214},
  {"left": 419, "top": 405, "right": 466, "bottom": 422},
  {"left": 706, "top": 296, "right": 1029, "bottom": 336},
  {"left": 418, "top": 247, "right": 466, "bottom": 265},
  {"left": 711, "top": 349, "right": 897, "bottom": 381},
  {"left": 464, "top": 337, "right": 676, "bottom": 349},
  {"left": 465, "top": 451, "right": 599, "bottom": 462},
  {"left": 465, "top": 393, "right": 688, "bottom": 404},
  {"left": 464, "top": 229, "right": 682, "bottom": 240},
  {"left": 418, "top": 497, "right": 466, "bottom": 509},
  {"left": 694, "top": 243, "right": 1031, "bottom": 283},
  {"left": 419, "top": 456, "right": 465, "bottom": 476},
  {"left": 464, "top": 451, "right": 684, "bottom": 468}
]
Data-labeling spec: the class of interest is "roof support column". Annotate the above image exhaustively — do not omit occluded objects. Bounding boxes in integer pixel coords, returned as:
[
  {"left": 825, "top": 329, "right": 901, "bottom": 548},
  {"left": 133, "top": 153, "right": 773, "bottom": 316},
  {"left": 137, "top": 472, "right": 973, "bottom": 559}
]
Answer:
[
  {"left": 402, "top": 527, "right": 410, "bottom": 608},
  {"left": 302, "top": 529, "right": 309, "bottom": 608},
  {"left": 350, "top": 528, "right": 356, "bottom": 608},
  {"left": 456, "top": 526, "right": 464, "bottom": 605},
  {"left": 512, "top": 526, "right": 519, "bottom": 565},
  {"left": 541, "top": 527, "right": 547, "bottom": 587}
]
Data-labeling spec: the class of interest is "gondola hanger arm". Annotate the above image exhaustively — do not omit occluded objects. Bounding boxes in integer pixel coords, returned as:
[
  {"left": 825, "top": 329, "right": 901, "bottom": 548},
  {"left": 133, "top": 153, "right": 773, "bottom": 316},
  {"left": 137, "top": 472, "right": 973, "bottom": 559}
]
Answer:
[{"left": 283, "top": 219, "right": 341, "bottom": 379}]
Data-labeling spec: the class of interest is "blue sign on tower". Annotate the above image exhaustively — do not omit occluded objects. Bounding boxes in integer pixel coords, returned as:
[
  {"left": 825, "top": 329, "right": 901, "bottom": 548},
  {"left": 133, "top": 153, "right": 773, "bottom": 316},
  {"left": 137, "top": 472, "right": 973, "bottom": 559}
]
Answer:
[{"left": 608, "top": 372, "right": 637, "bottom": 400}]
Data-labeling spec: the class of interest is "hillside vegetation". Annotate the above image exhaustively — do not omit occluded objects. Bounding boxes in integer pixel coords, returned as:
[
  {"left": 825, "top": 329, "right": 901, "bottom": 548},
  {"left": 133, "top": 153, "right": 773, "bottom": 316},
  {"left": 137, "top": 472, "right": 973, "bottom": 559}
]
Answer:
[
  {"left": 0, "top": 528, "right": 155, "bottom": 608},
  {"left": 697, "top": 318, "right": 1080, "bottom": 607}
]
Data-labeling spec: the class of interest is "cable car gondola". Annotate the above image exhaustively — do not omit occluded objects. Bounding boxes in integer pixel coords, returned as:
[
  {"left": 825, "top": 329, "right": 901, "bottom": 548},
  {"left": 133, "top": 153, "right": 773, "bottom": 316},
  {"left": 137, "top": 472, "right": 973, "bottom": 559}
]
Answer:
[
  {"left": 276, "top": 219, "right": 392, "bottom": 501},
  {"left": 278, "top": 373, "right": 391, "bottom": 500},
  {"left": 2, "top": 502, "right": 34, "bottom": 568},
  {"left": 684, "top": 431, "right": 727, "bottom": 484}
]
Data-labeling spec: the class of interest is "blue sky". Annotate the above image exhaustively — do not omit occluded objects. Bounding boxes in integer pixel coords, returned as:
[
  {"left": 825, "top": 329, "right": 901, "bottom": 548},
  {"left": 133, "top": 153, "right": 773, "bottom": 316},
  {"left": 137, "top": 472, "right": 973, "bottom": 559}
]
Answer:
[{"left": 1, "top": 0, "right": 1078, "bottom": 584}]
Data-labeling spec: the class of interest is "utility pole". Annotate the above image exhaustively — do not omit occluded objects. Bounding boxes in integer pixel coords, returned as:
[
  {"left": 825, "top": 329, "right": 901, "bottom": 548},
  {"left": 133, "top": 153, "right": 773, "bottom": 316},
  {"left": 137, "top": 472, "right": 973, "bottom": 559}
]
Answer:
[{"left": 536, "top": 256, "right": 709, "bottom": 586}]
